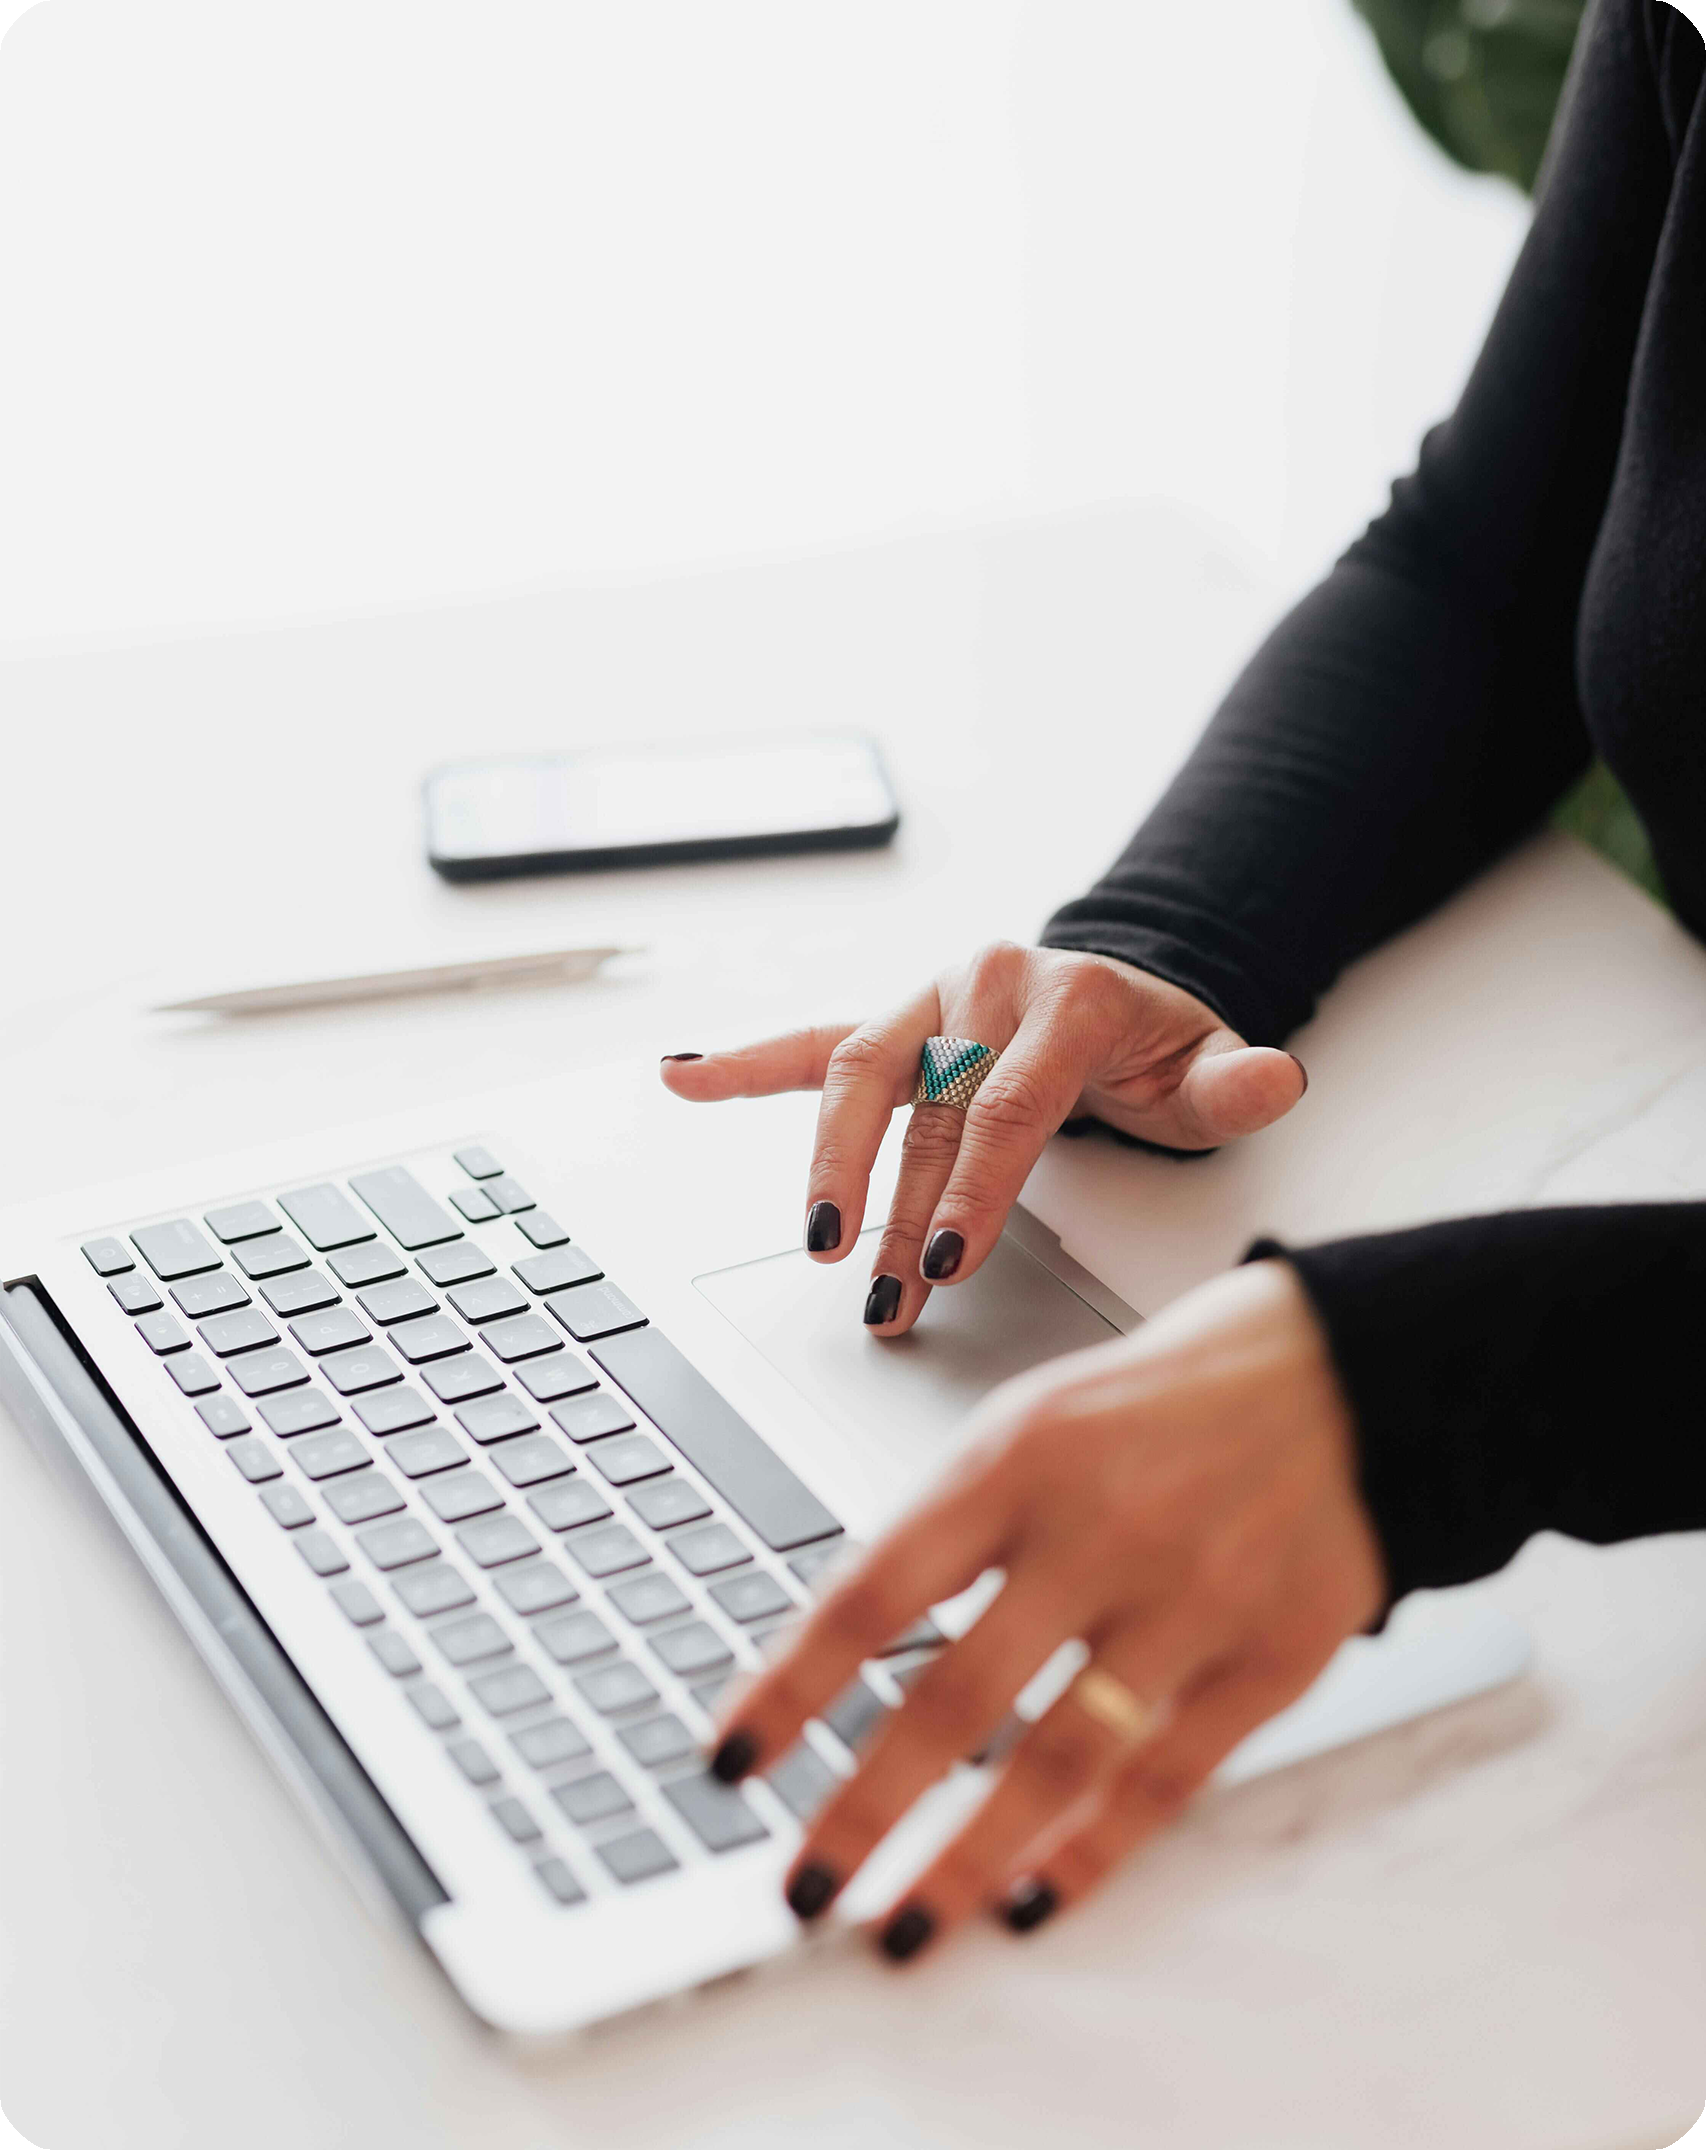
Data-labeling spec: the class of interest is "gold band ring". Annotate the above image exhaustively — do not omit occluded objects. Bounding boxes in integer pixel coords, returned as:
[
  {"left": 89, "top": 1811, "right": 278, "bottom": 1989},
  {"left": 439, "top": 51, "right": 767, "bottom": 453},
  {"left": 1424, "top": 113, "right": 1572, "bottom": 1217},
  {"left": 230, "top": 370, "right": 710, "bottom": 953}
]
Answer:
[{"left": 1068, "top": 1666, "right": 1169, "bottom": 1749}]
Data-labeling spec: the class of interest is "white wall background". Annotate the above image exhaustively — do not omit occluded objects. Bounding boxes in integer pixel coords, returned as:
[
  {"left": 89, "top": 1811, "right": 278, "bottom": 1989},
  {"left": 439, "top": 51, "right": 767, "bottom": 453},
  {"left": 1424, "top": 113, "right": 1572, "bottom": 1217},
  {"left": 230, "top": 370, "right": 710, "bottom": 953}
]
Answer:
[{"left": 0, "top": 0, "right": 1527, "bottom": 653}]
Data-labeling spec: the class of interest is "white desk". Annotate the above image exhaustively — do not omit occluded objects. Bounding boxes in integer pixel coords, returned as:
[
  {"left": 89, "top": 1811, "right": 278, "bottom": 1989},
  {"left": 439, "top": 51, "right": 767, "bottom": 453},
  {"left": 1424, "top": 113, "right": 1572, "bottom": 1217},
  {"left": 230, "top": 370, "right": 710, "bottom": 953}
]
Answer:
[{"left": 2, "top": 511, "right": 1703, "bottom": 2150}]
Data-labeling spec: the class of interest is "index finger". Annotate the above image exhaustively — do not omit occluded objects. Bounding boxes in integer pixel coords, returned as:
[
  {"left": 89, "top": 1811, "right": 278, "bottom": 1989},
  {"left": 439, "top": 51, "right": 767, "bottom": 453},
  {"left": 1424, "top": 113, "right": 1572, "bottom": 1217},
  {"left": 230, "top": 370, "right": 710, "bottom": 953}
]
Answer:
[{"left": 659, "top": 1023, "right": 859, "bottom": 1100}]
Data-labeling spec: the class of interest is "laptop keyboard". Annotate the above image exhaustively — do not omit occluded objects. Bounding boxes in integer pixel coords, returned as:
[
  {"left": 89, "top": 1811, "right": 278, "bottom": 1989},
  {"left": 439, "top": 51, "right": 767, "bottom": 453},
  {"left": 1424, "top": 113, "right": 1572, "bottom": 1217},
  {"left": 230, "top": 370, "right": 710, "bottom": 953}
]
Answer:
[{"left": 82, "top": 1148, "right": 944, "bottom": 1909}]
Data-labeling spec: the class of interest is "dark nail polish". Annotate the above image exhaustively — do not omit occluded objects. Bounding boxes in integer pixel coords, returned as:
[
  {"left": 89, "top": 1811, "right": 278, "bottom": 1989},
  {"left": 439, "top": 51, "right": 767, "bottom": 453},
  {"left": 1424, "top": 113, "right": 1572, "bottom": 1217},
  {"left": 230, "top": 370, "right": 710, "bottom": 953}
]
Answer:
[
  {"left": 878, "top": 1903, "right": 936, "bottom": 1962},
  {"left": 709, "top": 1730, "right": 757, "bottom": 1783},
  {"left": 785, "top": 1862, "right": 840, "bottom": 1921},
  {"left": 1288, "top": 1052, "right": 1309, "bottom": 1095},
  {"left": 1001, "top": 1880, "right": 1059, "bottom": 1934},
  {"left": 661, "top": 1052, "right": 703, "bottom": 1063},
  {"left": 863, "top": 1274, "right": 902, "bottom": 1326},
  {"left": 922, "top": 1228, "right": 963, "bottom": 1281},
  {"left": 805, "top": 1200, "right": 842, "bottom": 1254}
]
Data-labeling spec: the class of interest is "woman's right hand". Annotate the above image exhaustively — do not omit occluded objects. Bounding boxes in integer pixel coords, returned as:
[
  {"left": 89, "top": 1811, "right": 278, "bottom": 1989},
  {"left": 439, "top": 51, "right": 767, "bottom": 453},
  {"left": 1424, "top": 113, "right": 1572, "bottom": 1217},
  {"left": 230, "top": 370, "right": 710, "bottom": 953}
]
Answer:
[{"left": 660, "top": 941, "right": 1307, "bottom": 1334}]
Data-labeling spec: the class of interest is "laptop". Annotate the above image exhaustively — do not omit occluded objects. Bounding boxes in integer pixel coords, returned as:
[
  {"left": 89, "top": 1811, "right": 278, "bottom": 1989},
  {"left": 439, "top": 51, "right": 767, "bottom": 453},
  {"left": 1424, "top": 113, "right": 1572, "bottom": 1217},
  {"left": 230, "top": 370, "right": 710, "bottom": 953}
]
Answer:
[{"left": 0, "top": 1058, "right": 1529, "bottom": 2037}]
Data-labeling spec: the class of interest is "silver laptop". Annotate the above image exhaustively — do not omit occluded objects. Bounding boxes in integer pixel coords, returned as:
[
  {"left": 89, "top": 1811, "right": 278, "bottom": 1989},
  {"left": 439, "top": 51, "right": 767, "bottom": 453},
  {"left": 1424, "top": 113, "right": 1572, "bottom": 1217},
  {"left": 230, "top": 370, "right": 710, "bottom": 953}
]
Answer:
[{"left": 0, "top": 1060, "right": 1528, "bottom": 2037}]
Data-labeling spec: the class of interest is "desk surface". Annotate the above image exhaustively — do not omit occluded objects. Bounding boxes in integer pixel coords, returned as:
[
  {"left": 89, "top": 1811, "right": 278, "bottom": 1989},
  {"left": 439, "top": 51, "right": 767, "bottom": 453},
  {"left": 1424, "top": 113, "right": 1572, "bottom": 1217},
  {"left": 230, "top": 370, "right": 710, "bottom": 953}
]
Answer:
[{"left": 2, "top": 511, "right": 1702, "bottom": 2150}]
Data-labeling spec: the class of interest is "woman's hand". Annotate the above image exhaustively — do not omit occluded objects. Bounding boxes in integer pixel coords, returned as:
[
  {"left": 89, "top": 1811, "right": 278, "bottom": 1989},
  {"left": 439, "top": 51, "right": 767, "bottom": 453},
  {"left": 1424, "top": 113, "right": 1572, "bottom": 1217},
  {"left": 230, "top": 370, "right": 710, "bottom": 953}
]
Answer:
[
  {"left": 660, "top": 941, "right": 1305, "bottom": 1333},
  {"left": 708, "top": 1260, "right": 1384, "bottom": 1956}
]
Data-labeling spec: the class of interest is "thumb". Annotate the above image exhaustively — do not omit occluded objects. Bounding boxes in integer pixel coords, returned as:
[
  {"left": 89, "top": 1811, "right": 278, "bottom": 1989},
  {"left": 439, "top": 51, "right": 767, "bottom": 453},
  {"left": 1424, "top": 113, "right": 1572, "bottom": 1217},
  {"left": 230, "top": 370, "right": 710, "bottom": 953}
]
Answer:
[{"left": 1161, "top": 1039, "right": 1307, "bottom": 1148}]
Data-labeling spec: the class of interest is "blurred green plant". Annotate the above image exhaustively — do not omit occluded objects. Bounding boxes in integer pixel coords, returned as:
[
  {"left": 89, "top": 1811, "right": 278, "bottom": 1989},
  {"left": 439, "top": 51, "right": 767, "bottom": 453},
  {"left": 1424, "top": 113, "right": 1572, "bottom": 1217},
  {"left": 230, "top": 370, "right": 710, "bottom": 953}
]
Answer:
[{"left": 1353, "top": 0, "right": 1663, "bottom": 902}]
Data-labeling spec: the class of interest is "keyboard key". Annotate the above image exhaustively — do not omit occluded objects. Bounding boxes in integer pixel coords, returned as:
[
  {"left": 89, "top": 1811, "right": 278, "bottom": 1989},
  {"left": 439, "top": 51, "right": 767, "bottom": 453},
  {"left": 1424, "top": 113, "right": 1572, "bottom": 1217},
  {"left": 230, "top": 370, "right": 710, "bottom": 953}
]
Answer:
[
  {"left": 650, "top": 1623, "right": 734, "bottom": 1679},
  {"left": 469, "top": 1664, "right": 551, "bottom": 1717},
  {"left": 876, "top": 1615, "right": 946, "bottom": 1657},
  {"left": 323, "top": 1469, "right": 404, "bottom": 1525},
  {"left": 354, "top": 1386, "right": 435, "bottom": 1437},
  {"left": 593, "top": 1328, "right": 843, "bottom": 1554},
  {"left": 288, "top": 1307, "right": 370, "bottom": 1355},
  {"left": 575, "top": 1661, "right": 658, "bottom": 1715},
  {"left": 551, "top": 1771, "right": 633, "bottom": 1826},
  {"left": 229, "top": 1346, "right": 309, "bottom": 1396},
  {"left": 490, "top": 1796, "right": 543, "bottom": 1844},
  {"left": 422, "top": 1354, "right": 502, "bottom": 1405},
  {"left": 512, "top": 1716, "right": 592, "bottom": 1768},
  {"left": 586, "top": 1433, "right": 669, "bottom": 1485},
  {"left": 368, "top": 1630, "right": 421, "bottom": 1677},
  {"left": 443, "top": 1272, "right": 522, "bottom": 1324},
  {"left": 455, "top": 1514, "right": 538, "bottom": 1568},
  {"left": 131, "top": 1219, "right": 220, "bottom": 1280},
  {"left": 257, "top": 1386, "right": 341, "bottom": 1438},
  {"left": 292, "top": 1429, "right": 371, "bottom": 1480},
  {"left": 226, "top": 1437, "right": 281, "bottom": 1483},
  {"left": 388, "top": 1426, "right": 466, "bottom": 1478},
  {"left": 534, "top": 1857, "right": 587, "bottom": 1906},
  {"left": 453, "top": 1145, "right": 503, "bottom": 1180},
  {"left": 822, "top": 1676, "right": 888, "bottom": 1752},
  {"left": 454, "top": 1394, "right": 539, "bottom": 1446},
  {"left": 668, "top": 1524, "right": 751, "bottom": 1577},
  {"left": 278, "top": 1183, "right": 373, "bottom": 1252},
  {"left": 451, "top": 1186, "right": 501, "bottom": 1223},
  {"left": 260, "top": 1269, "right": 339, "bottom": 1317},
  {"left": 198, "top": 1308, "right": 278, "bottom": 1357},
  {"left": 417, "top": 1242, "right": 494, "bottom": 1287},
  {"left": 421, "top": 1469, "right": 504, "bottom": 1523},
  {"left": 514, "top": 1246, "right": 601, "bottom": 1295},
  {"left": 82, "top": 1236, "right": 133, "bottom": 1276},
  {"left": 517, "top": 1211, "right": 573, "bottom": 1251},
  {"left": 692, "top": 1675, "right": 734, "bottom": 1715},
  {"left": 136, "top": 1311, "right": 190, "bottom": 1354},
  {"left": 607, "top": 1572, "right": 691, "bottom": 1626},
  {"left": 167, "top": 1353, "right": 221, "bottom": 1397},
  {"left": 488, "top": 1432, "right": 573, "bottom": 1487},
  {"left": 323, "top": 1345, "right": 402, "bottom": 1395},
  {"left": 330, "top": 1578, "right": 384, "bottom": 1626},
  {"left": 393, "top": 1562, "right": 474, "bottom": 1617},
  {"left": 765, "top": 1740, "right": 838, "bottom": 1822},
  {"left": 233, "top": 1234, "right": 311, "bottom": 1280},
  {"left": 549, "top": 1392, "right": 635, "bottom": 1444},
  {"left": 109, "top": 1275, "right": 163, "bottom": 1315},
  {"left": 546, "top": 1282, "right": 645, "bottom": 1342},
  {"left": 330, "top": 1243, "right": 406, "bottom": 1288},
  {"left": 564, "top": 1523, "right": 647, "bottom": 1578},
  {"left": 515, "top": 1351, "right": 597, "bottom": 1404},
  {"left": 493, "top": 1562, "right": 578, "bottom": 1616},
  {"left": 356, "top": 1277, "right": 438, "bottom": 1326},
  {"left": 356, "top": 1516, "right": 439, "bottom": 1569},
  {"left": 787, "top": 1539, "right": 856, "bottom": 1593},
  {"left": 196, "top": 1394, "right": 251, "bottom": 1439},
  {"left": 204, "top": 1200, "right": 278, "bottom": 1243},
  {"left": 534, "top": 1609, "right": 616, "bottom": 1665},
  {"left": 619, "top": 1714, "right": 697, "bottom": 1768},
  {"left": 626, "top": 1478, "right": 711, "bottom": 1531},
  {"left": 661, "top": 1772, "right": 769, "bottom": 1853},
  {"left": 295, "top": 1529, "right": 349, "bottom": 1577},
  {"left": 710, "top": 1571, "right": 794, "bottom": 1624},
  {"left": 173, "top": 1271, "right": 252, "bottom": 1318},
  {"left": 480, "top": 1313, "right": 560, "bottom": 1363},
  {"left": 259, "top": 1482, "right": 314, "bottom": 1528},
  {"left": 390, "top": 1313, "right": 470, "bottom": 1365},
  {"left": 432, "top": 1613, "right": 512, "bottom": 1666},
  {"left": 486, "top": 1175, "right": 534, "bottom": 1213},
  {"left": 448, "top": 1736, "right": 500, "bottom": 1785},
  {"left": 597, "top": 1828, "right": 677, "bottom": 1886},
  {"left": 408, "top": 1682, "right": 460, "bottom": 1730},
  {"left": 528, "top": 1480, "right": 613, "bottom": 1532},
  {"left": 349, "top": 1166, "right": 463, "bottom": 1250}
]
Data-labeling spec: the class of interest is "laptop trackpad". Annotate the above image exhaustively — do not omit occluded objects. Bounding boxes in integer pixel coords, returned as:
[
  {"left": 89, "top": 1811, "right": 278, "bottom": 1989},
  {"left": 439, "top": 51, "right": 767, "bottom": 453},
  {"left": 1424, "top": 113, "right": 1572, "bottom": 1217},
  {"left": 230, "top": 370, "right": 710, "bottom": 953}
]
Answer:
[{"left": 696, "top": 1226, "right": 1124, "bottom": 1505}]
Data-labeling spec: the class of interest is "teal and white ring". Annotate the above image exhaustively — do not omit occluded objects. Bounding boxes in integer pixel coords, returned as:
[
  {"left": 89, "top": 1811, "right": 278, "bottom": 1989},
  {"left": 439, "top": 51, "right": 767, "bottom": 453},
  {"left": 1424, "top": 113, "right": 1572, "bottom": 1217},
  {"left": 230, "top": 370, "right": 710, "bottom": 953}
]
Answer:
[{"left": 912, "top": 1035, "right": 1000, "bottom": 1110}]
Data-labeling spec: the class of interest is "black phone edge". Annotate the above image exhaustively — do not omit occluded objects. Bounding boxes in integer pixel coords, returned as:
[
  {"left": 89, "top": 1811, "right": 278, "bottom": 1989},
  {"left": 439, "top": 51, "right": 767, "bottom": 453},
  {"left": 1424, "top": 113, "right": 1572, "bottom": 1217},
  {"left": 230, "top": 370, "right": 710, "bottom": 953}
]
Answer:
[{"left": 426, "top": 813, "right": 900, "bottom": 884}]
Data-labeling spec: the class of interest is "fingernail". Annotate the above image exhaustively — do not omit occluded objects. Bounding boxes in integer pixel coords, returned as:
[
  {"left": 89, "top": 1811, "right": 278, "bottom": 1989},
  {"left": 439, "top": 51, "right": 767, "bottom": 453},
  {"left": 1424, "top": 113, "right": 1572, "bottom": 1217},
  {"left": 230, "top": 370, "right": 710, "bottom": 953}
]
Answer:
[
  {"left": 785, "top": 1863, "right": 840, "bottom": 1921},
  {"left": 863, "top": 1274, "right": 902, "bottom": 1326},
  {"left": 921, "top": 1228, "right": 963, "bottom": 1281},
  {"left": 805, "top": 1200, "right": 842, "bottom": 1254},
  {"left": 1000, "top": 1879, "right": 1058, "bottom": 1934},
  {"left": 709, "top": 1729, "right": 758, "bottom": 1783},
  {"left": 878, "top": 1903, "right": 936, "bottom": 1962},
  {"left": 661, "top": 1052, "right": 704, "bottom": 1063},
  {"left": 1287, "top": 1052, "right": 1309, "bottom": 1096}
]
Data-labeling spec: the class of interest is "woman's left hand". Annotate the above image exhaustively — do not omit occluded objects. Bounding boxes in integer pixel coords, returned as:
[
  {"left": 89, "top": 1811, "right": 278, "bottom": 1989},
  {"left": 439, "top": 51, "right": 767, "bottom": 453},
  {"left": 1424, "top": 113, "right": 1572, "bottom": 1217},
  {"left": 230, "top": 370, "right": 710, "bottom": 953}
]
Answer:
[{"left": 709, "top": 1258, "right": 1385, "bottom": 1956}]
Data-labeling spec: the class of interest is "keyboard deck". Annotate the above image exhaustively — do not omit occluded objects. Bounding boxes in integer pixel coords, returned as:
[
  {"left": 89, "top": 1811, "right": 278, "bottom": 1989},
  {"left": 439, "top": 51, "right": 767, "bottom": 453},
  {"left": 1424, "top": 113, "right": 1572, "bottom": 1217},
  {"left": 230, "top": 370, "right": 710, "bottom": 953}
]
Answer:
[{"left": 79, "top": 1146, "right": 943, "bottom": 1911}]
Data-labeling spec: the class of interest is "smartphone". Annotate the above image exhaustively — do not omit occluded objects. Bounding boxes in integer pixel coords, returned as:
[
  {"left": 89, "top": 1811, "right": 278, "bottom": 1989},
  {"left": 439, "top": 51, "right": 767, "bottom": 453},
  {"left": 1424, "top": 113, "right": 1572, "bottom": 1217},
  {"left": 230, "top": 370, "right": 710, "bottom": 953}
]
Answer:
[{"left": 423, "top": 731, "right": 901, "bottom": 883}]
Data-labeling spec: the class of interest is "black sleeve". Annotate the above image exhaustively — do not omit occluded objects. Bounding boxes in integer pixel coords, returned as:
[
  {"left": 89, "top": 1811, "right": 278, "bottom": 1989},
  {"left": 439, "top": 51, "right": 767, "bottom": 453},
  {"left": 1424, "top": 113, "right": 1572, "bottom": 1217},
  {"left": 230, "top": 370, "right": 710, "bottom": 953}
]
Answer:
[{"left": 1041, "top": 0, "right": 1675, "bottom": 1045}]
